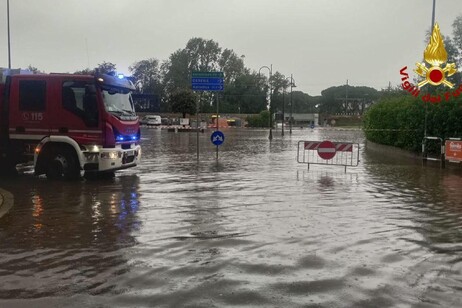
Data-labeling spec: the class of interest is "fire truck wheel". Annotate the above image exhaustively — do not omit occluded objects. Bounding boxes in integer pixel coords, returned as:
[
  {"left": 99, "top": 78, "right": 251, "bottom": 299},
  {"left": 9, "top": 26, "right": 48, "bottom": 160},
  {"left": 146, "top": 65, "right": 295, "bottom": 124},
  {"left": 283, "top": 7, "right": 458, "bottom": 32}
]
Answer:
[{"left": 46, "top": 148, "right": 80, "bottom": 180}]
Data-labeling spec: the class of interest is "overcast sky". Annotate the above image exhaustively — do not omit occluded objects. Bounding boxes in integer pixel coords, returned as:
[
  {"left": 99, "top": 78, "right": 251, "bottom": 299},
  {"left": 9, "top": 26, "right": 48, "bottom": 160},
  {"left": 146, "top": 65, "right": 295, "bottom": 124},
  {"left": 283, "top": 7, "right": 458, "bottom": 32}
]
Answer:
[{"left": 1, "top": 0, "right": 461, "bottom": 95}]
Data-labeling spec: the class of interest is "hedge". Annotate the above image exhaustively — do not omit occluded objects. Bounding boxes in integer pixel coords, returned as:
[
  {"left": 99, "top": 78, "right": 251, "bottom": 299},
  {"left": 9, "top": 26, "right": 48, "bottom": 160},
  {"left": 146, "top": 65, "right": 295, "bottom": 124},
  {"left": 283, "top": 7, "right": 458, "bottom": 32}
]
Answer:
[{"left": 363, "top": 94, "right": 462, "bottom": 153}]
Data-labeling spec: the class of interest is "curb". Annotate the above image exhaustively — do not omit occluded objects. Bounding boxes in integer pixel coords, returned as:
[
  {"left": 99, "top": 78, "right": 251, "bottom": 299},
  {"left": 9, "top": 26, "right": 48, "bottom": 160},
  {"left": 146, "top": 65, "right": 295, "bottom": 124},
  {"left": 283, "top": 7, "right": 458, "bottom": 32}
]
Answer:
[{"left": 0, "top": 188, "right": 14, "bottom": 219}]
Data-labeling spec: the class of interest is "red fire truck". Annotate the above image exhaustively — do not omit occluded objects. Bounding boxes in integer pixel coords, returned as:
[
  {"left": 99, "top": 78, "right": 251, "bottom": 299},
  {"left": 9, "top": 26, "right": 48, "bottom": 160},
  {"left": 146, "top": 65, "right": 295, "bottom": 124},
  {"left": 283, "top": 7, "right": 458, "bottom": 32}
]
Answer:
[{"left": 0, "top": 68, "right": 141, "bottom": 179}]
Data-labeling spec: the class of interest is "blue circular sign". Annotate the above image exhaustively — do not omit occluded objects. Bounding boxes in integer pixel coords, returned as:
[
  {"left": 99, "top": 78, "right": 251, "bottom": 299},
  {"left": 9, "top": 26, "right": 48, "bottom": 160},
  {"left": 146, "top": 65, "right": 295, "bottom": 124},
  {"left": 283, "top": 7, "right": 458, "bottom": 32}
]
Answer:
[{"left": 211, "top": 131, "right": 225, "bottom": 146}]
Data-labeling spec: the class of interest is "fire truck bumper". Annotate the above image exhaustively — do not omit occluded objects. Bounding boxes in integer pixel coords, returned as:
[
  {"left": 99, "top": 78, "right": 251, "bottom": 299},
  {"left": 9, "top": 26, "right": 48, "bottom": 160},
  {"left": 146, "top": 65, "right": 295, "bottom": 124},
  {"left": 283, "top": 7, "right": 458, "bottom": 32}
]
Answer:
[{"left": 83, "top": 145, "right": 141, "bottom": 172}]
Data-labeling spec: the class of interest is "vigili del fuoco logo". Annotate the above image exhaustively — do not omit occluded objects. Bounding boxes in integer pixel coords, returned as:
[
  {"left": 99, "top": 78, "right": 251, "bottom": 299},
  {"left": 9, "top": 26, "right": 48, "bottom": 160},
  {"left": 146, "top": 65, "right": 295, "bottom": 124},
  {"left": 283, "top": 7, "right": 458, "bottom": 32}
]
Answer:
[{"left": 400, "top": 23, "right": 462, "bottom": 103}]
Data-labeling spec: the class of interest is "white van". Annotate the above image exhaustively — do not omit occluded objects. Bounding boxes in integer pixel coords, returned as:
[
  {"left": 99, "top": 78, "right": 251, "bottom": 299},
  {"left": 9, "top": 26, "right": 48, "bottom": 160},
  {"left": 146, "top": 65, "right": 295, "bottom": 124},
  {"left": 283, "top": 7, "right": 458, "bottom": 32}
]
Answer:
[{"left": 141, "top": 115, "right": 162, "bottom": 126}]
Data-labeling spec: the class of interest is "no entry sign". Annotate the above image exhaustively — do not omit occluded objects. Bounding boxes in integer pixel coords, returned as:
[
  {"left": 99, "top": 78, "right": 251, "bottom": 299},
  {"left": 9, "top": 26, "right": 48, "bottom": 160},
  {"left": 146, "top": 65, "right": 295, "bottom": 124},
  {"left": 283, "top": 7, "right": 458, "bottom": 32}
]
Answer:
[{"left": 317, "top": 140, "right": 336, "bottom": 160}]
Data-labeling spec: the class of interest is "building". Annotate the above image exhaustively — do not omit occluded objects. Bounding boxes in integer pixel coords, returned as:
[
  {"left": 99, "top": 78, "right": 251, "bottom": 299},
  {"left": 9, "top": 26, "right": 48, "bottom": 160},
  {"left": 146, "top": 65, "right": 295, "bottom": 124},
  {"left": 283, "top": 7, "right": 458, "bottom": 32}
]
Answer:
[{"left": 275, "top": 112, "right": 319, "bottom": 126}]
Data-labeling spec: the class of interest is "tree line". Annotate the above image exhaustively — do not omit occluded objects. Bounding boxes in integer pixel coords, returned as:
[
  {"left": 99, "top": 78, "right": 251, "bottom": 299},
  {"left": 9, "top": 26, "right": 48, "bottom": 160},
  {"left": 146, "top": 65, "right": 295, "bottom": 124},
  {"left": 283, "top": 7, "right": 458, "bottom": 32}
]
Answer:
[{"left": 26, "top": 15, "right": 462, "bottom": 117}]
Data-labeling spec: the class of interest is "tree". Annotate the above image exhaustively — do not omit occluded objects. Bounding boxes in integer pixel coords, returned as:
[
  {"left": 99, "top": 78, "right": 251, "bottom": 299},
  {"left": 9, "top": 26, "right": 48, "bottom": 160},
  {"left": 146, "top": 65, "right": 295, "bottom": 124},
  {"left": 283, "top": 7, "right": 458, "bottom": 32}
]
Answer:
[
  {"left": 452, "top": 15, "right": 462, "bottom": 63},
  {"left": 220, "top": 72, "right": 267, "bottom": 114},
  {"left": 219, "top": 49, "right": 245, "bottom": 84},
  {"left": 129, "top": 58, "right": 162, "bottom": 94},
  {"left": 170, "top": 89, "right": 197, "bottom": 118},
  {"left": 97, "top": 61, "right": 117, "bottom": 75},
  {"left": 162, "top": 37, "right": 250, "bottom": 114},
  {"left": 26, "top": 65, "right": 42, "bottom": 74},
  {"left": 269, "top": 72, "right": 290, "bottom": 112},
  {"left": 74, "top": 62, "right": 117, "bottom": 75},
  {"left": 74, "top": 68, "right": 94, "bottom": 75},
  {"left": 162, "top": 38, "right": 222, "bottom": 94},
  {"left": 320, "top": 85, "right": 379, "bottom": 115}
]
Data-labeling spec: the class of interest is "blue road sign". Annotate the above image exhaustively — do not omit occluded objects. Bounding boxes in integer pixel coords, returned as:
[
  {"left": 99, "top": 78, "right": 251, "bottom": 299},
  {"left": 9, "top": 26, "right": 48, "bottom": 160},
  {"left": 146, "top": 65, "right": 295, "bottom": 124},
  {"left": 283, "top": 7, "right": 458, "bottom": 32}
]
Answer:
[
  {"left": 211, "top": 131, "right": 225, "bottom": 146},
  {"left": 191, "top": 78, "right": 224, "bottom": 84},
  {"left": 192, "top": 84, "right": 224, "bottom": 91},
  {"left": 192, "top": 72, "right": 224, "bottom": 78},
  {"left": 192, "top": 71, "right": 224, "bottom": 92}
]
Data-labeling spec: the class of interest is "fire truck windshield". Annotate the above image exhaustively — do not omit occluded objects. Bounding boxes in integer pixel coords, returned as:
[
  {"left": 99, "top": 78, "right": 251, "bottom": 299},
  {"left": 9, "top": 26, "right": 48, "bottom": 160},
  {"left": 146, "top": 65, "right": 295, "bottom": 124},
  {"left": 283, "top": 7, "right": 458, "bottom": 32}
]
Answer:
[{"left": 101, "top": 87, "right": 136, "bottom": 120}]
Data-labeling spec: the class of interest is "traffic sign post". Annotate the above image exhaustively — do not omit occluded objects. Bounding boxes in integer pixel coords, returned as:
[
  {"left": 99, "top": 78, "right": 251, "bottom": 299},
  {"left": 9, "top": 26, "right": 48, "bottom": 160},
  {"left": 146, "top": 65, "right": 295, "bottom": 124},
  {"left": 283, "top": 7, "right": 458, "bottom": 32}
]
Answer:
[
  {"left": 211, "top": 130, "right": 224, "bottom": 161},
  {"left": 297, "top": 140, "right": 359, "bottom": 171},
  {"left": 191, "top": 72, "right": 224, "bottom": 92},
  {"left": 317, "top": 140, "right": 336, "bottom": 160},
  {"left": 191, "top": 72, "right": 225, "bottom": 162},
  {"left": 211, "top": 131, "right": 224, "bottom": 146}
]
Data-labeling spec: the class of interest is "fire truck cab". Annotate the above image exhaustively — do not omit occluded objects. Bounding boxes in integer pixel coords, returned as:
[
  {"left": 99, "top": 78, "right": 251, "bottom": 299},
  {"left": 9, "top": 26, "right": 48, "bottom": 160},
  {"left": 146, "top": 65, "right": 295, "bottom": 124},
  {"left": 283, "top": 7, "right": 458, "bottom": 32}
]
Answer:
[{"left": 0, "top": 69, "right": 141, "bottom": 179}]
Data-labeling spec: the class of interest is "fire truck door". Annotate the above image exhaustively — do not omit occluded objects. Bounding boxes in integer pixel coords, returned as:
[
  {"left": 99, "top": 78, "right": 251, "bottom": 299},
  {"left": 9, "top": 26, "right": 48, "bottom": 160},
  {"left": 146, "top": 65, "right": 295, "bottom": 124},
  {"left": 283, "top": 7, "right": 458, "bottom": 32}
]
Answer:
[{"left": 51, "top": 80, "right": 101, "bottom": 145}]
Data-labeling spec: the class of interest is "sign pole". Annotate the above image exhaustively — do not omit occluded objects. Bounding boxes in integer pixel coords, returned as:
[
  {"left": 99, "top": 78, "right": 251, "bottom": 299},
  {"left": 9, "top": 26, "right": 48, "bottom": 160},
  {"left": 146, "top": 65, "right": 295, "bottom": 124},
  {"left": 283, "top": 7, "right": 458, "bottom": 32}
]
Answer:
[
  {"left": 191, "top": 71, "right": 225, "bottom": 163},
  {"left": 216, "top": 93, "right": 219, "bottom": 160},
  {"left": 196, "top": 94, "right": 201, "bottom": 161}
]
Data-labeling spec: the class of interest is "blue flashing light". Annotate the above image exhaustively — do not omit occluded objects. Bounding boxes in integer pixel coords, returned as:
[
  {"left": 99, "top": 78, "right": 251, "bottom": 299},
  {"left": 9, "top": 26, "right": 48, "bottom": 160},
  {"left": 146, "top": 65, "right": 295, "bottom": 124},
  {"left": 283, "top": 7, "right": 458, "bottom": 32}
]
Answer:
[
  {"left": 117, "top": 73, "right": 125, "bottom": 79},
  {"left": 115, "top": 134, "right": 139, "bottom": 142}
]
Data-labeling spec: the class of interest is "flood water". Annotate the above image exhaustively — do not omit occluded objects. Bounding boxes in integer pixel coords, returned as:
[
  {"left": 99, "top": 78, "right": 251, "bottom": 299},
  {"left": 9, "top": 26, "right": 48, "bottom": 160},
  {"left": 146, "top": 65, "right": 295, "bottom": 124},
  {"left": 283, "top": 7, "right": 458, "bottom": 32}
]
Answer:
[{"left": 1, "top": 127, "right": 462, "bottom": 307}]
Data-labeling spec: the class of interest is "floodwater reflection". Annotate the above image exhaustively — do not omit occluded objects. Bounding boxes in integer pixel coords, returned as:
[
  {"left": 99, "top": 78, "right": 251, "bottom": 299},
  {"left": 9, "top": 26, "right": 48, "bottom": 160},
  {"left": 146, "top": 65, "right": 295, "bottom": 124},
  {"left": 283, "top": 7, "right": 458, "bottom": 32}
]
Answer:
[
  {"left": 0, "top": 128, "right": 462, "bottom": 307},
  {"left": 0, "top": 175, "right": 141, "bottom": 301}
]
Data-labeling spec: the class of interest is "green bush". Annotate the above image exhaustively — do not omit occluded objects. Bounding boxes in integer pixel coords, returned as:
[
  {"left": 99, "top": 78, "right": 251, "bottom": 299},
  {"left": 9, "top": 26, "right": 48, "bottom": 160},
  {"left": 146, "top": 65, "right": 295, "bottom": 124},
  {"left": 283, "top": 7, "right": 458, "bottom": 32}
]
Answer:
[
  {"left": 246, "top": 110, "right": 270, "bottom": 127},
  {"left": 363, "top": 94, "right": 462, "bottom": 153}
]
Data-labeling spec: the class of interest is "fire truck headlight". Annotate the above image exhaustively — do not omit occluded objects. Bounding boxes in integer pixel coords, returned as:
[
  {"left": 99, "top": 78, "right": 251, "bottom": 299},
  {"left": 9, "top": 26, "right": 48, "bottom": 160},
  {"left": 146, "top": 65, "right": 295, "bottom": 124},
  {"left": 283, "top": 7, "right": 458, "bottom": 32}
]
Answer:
[{"left": 101, "top": 151, "right": 119, "bottom": 160}]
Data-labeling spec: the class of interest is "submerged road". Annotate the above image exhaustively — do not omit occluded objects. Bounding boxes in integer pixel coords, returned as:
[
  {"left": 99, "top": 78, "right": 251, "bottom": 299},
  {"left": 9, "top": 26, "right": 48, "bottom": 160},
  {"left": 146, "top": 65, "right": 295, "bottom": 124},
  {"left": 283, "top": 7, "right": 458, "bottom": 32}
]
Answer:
[{"left": 0, "top": 127, "right": 462, "bottom": 307}]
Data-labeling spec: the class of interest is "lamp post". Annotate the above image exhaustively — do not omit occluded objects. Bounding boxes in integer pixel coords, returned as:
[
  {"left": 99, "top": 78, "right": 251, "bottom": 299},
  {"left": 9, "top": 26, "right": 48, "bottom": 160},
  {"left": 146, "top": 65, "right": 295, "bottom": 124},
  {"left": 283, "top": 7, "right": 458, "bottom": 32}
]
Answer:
[
  {"left": 7, "top": 0, "right": 11, "bottom": 68},
  {"left": 281, "top": 75, "right": 294, "bottom": 136},
  {"left": 259, "top": 65, "right": 273, "bottom": 141},
  {"left": 282, "top": 84, "right": 285, "bottom": 137},
  {"left": 288, "top": 74, "right": 296, "bottom": 134}
]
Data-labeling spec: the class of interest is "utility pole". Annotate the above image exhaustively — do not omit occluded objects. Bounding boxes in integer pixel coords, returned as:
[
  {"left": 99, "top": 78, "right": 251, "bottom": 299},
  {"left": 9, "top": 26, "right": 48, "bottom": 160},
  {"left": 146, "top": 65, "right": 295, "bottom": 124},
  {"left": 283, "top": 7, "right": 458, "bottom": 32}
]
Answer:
[
  {"left": 282, "top": 88, "right": 285, "bottom": 136},
  {"left": 425, "top": 0, "right": 436, "bottom": 138},
  {"left": 345, "top": 79, "right": 349, "bottom": 113},
  {"left": 7, "top": 0, "right": 11, "bottom": 68},
  {"left": 259, "top": 65, "right": 273, "bottom": 141},
  {"left": 289, "top": 74, "right": 295, "bottom": 135}
]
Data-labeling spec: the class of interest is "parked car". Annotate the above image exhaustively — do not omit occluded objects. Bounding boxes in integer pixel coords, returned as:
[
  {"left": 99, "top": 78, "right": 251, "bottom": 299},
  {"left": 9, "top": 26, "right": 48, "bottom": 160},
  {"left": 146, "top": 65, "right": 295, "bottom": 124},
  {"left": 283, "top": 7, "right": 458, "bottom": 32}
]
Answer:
[{"left": 141, "top": 115, "right": 161, "bottom": 126}]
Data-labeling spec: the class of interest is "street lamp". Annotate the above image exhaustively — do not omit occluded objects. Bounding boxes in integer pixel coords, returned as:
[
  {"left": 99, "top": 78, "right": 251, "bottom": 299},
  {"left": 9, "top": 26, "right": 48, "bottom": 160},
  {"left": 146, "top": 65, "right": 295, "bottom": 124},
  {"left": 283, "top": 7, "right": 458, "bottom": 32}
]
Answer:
[
  {"left": 281, "top": 75, "right": 294, "bottom": 137},
  {"left": 7, "top": 0, "right": 11, "bottom": 68},
  {"left": 259, "top": 65, "right": 273, "bottom": 141},
  {"left": 288, "top": 74, "right": 296, "bottom": 134}
]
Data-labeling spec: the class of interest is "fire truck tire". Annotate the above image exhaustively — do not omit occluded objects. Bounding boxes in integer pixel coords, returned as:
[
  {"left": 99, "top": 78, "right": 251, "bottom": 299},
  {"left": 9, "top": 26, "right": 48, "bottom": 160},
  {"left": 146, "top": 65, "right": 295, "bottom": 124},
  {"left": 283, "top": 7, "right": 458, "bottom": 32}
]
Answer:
[{"left": 46, "top": 148, "right": 80, "bottom": 180}]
